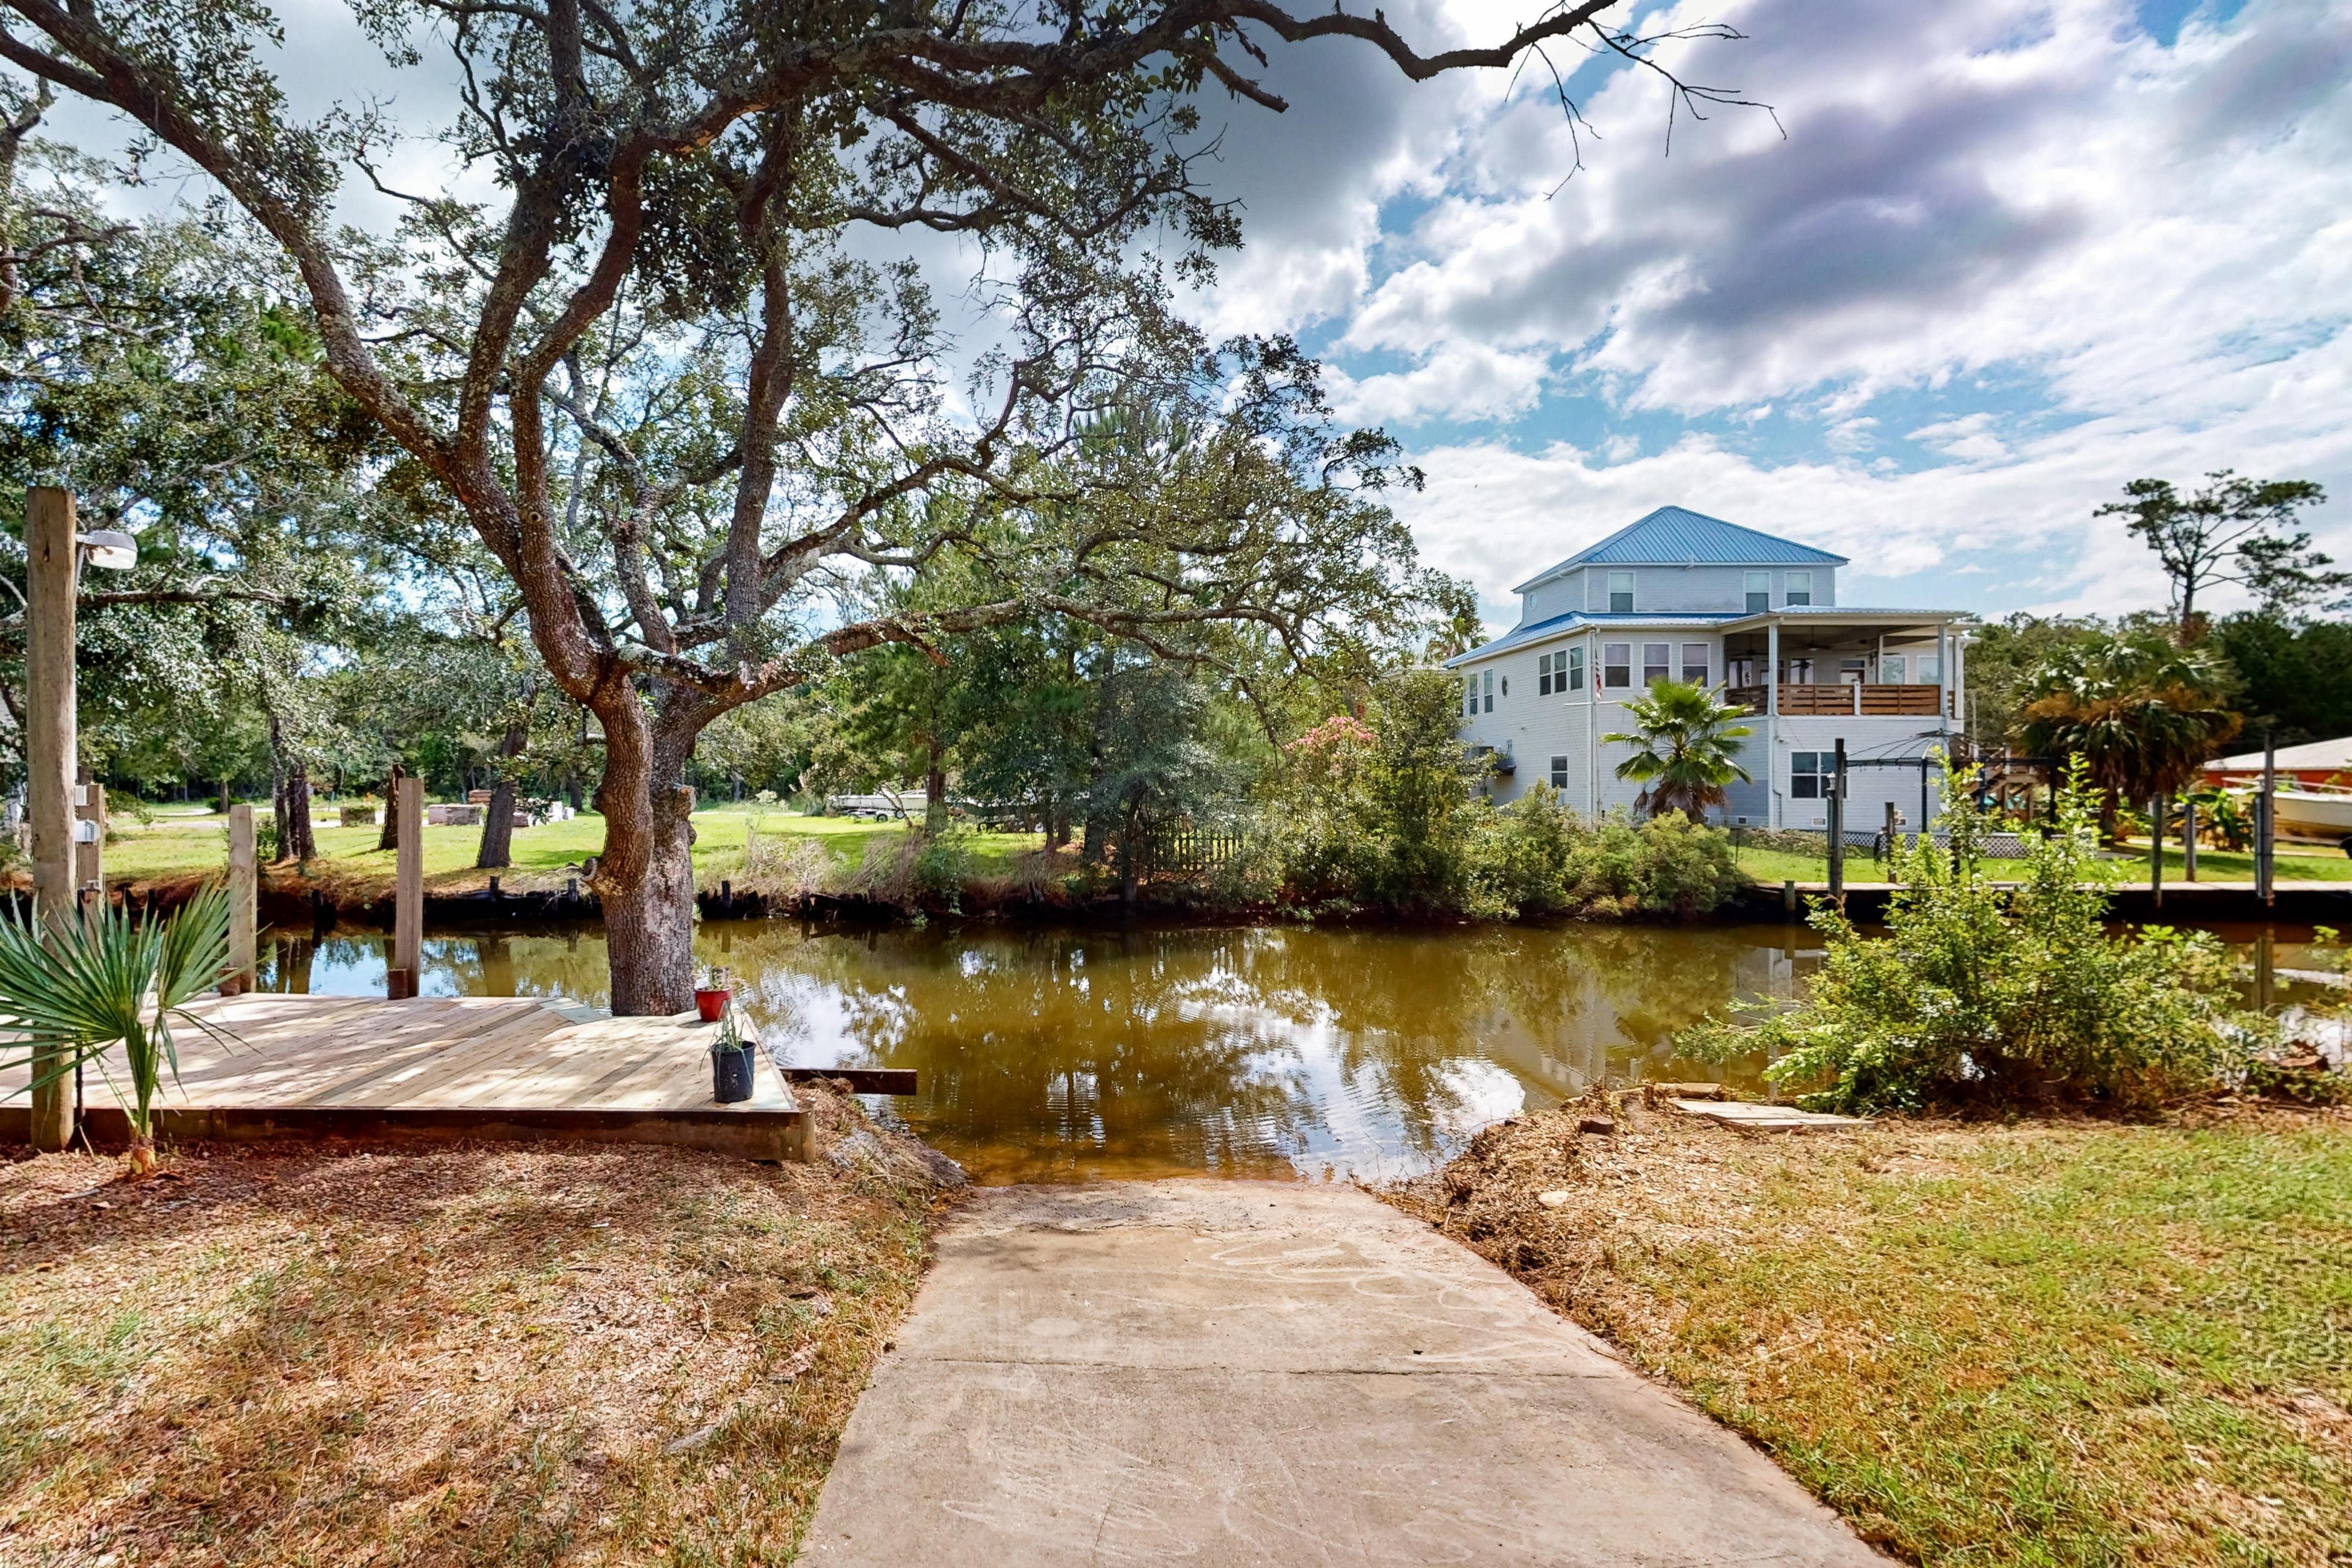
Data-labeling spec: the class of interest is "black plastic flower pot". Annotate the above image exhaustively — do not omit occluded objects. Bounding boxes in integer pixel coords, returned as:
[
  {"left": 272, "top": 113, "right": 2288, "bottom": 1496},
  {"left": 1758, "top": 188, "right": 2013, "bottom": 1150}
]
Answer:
[{"left": 712, "top": 1043, "right": 756, "bottom": 1104}]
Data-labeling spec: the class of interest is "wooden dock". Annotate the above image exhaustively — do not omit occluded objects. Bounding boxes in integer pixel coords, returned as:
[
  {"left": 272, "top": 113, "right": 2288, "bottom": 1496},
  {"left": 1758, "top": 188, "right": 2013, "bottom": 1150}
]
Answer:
[{"left": 0, "top": 993, "right": 810, "bottom": 1161}]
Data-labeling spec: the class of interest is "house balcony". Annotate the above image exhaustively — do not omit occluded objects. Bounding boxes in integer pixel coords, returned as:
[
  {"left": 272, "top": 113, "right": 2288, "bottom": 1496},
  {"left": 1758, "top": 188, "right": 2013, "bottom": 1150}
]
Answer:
[{"left": 1726, "top": 683, "right": 1951, "bottom": 718}]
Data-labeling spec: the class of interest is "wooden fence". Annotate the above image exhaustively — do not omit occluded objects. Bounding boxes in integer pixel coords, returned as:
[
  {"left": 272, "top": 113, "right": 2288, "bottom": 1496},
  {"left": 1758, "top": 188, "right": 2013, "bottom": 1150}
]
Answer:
[{"left": 1137, "top": 823, "right": 1250, "bottom": 876}]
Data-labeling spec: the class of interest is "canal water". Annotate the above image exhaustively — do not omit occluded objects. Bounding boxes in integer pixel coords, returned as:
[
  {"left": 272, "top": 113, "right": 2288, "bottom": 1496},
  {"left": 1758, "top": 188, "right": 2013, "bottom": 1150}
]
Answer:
[{"left": 257, "top": 919, "right": 2341, "bottom": 1184}]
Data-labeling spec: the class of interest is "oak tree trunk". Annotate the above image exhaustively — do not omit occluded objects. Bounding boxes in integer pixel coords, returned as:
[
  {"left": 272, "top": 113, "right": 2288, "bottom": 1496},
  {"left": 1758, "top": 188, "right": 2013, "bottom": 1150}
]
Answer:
[
  {"left": 476, "top": 718, "right": 529, "bottom": 868},
  {"left": 267, "top": 712, "right": 316, "bottom": 863},
  {"left": 378, "top": 764, "right": 403, "bottom": 851},
  {"left": 478, "top": 780, "right": 518, "bottom": 868},
  {"left": 281, "top": 768, "right": 316, "bottom": 862},
  {"left": 588, "top": 702, "right": 701, "bottom": 1015}
]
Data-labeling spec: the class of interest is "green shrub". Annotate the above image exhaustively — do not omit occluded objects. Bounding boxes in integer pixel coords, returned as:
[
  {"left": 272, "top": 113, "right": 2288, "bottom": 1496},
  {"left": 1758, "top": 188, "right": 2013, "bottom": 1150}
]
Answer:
[
  {"left": 1680, "top": 761, "right": 2264, "bottom": 1113},
  {"left": 913, "top": 829, "right": 973, "bottom": 912},
  {"left": 1484, "top": 786, "right": 1578, "bottom": 913}
]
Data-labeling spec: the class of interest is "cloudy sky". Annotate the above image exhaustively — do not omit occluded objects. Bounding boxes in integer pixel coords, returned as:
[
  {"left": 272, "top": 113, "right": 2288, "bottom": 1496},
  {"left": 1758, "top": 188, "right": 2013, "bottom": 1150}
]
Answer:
[
  {"left": 36, "top": 0, "right": 2349, "bottom": 637},
  {"left": 1180, "top": 0, "right": 2352, "bottom": 633}
]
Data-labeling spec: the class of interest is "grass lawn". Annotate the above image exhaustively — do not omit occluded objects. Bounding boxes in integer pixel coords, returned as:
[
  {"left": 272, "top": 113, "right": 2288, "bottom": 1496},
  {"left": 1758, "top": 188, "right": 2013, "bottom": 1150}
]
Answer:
[
  {"left": 92, "top": 803, "right": 1045, "bottom": 904},
  {"left": 1397, "top": 1103, "right": 2352, "bottom": 1567},
  {"left": 1732, "top": 840, "right": 2352, "bottom": 886},
  {"left": 0, "top": 1088, "right": 957, "bottom": 1566}
]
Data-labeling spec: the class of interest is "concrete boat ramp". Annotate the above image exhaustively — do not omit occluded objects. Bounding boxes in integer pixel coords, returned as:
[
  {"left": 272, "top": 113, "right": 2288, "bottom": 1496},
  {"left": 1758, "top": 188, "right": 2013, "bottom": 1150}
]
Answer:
[{"left": 807, "top": 1181, "right": 1882, "bottom": 1565}]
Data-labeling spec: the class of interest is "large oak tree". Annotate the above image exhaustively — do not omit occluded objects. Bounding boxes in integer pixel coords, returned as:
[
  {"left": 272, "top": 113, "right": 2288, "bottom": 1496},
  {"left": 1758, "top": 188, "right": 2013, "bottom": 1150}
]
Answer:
[{"left": 0, "top": 0, "right": 1719, "bottom": 1009}]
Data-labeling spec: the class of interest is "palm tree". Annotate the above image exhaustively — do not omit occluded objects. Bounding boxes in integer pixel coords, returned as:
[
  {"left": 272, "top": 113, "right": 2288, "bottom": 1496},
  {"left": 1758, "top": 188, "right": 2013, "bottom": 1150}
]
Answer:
[
  {"left": 0, "top": 886, "right": 234, "bottom": 1177},
  {"left": 1602, "top": 679, "right": 1755, "bottom": 820},
  {"left": 2017, "top": 631, "right": 2242, "bottom": 838}
]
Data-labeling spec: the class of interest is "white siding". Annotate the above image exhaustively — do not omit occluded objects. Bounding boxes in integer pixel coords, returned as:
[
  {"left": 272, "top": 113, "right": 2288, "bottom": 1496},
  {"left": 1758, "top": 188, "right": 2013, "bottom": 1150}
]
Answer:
[
  {"left": 1767, "top": 717, "right": 1949, "bottom": 831},
  {"left": 1518, "top": 563, "right": 1838, "bottom": 623},
  {"left": 1519, "top": 571, "right": 1586, "bottom": 624}
]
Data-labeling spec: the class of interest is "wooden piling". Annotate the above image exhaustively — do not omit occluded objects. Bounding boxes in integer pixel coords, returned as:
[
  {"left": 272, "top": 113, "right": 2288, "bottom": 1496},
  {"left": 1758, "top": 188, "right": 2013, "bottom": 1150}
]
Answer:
[
  {"left": 226, "top": 803, "right": 257, "bottom": 991},
  {"left": 2257, "top": 732, "right": 2276, "bottom": 907},
  {"left": 24, "top": 487, "right": 76, "bottom": 1151},
  {"left": 393, "top": 776, "right": 424, "bottom": 994}
]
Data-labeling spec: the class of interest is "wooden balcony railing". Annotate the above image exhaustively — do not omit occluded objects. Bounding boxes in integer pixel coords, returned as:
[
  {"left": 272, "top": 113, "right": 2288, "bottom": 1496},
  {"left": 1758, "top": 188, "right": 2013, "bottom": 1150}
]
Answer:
[{"left": 1724, "top": 683, "right": 1948, "bottom": 717}]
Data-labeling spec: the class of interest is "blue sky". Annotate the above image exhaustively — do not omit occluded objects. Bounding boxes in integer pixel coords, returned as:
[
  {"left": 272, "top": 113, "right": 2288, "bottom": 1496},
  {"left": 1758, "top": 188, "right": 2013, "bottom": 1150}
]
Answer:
[{"left": 1173, "top": 0, "right": 2351, "bottom": 635}]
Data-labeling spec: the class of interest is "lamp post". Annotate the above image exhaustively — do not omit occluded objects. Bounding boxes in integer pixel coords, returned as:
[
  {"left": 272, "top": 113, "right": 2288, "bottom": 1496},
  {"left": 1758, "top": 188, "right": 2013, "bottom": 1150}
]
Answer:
[{"left": 22, "top": 487, "right": 137, "bottom": 1151}]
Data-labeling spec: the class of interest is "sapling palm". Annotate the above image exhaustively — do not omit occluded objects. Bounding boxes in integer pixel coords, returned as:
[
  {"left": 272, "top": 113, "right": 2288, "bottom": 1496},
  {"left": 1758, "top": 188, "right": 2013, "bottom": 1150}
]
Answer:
[{"left": 0, "top": 886, "right": 235, "bottom": 1177}]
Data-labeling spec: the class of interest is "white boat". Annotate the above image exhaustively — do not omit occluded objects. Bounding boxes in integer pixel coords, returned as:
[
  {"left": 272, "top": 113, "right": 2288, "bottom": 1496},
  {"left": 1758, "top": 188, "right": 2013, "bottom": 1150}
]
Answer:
[{"left": 2272, "top": 786, "right": 2352, "bottom": 843}]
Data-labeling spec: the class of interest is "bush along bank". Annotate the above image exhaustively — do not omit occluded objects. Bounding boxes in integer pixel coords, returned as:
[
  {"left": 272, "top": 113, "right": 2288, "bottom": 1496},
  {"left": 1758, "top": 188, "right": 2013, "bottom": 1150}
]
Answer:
[{"left": 1679, "top": 760, "right": 2351, "bottom": 1113}]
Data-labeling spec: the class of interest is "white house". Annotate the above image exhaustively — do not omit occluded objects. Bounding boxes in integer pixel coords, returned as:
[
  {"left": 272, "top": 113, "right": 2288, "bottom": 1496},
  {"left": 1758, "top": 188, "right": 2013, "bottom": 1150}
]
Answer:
[{"left": 1448, "top": 505, "right": 1971, "bottom": 832}]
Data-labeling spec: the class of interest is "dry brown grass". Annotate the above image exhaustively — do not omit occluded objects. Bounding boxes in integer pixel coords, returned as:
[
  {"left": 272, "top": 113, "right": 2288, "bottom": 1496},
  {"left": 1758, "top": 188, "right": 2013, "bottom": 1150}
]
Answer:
[
  {"left": 1391, "top": 1096, "right": 2352, "bottom": 1567},
  {"left": 0, "top": 1087, "right": 956, "bottom": 1566}
]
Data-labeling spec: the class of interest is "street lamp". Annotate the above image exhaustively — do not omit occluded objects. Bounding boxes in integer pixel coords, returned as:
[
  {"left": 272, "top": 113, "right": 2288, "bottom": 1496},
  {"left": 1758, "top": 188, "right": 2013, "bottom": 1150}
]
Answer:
[{"left": 76, "top": 529, "right": 137, "bottom": 572}]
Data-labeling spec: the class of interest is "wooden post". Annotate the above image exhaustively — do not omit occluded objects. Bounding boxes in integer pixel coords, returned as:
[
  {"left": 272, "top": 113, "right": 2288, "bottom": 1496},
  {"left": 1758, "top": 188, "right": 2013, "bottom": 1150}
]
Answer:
[
  {"left": 393, "top": 776, "right": 423, "bottom": 995},
  {"left": 2149, "top": 794, "right": 2164, "bottom": 910},
  {"left": 2257, "top": 731, "right": 2276, "bottom": 907},
  {"left": 24, "top": 487, "right": 76, "bottom": 1151},
  {"left": 226, "top": 804, "right": 257, "bottom": 991},
  {"left": 2182, "top": 799, "right": 2197, "bottom": 883},
  {"left": 1781, "top": 879, "right": 1797, "bottom": 916},
  {"left": 1883, "top": 799, "right": 1900, "bottom": 868},
  {"left": 1826, "top": 739, "right": 1846, "bottom": 906}
]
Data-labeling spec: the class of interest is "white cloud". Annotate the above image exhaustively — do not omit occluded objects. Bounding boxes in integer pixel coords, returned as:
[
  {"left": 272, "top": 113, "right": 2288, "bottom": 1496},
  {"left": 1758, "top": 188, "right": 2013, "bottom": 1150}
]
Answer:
[
  {"left": 1175, "top": 0, "right": 2352, "bottom": 620},
  {"left": 1326, "top": 341, "right": 1552, "bottom": 426},
  {"left": 1399, "top": 310, "right": 2352, "bottom": 624},
  {"left": 1906, "top": 413, "right": 2009, "bottom": 462}
]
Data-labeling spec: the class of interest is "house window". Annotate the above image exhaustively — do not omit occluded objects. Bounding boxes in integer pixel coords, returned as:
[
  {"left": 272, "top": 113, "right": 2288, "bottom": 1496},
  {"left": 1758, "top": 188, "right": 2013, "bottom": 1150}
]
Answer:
[
  {"left": 1550, "top": 755, "right": 1569, "bottom": 789},
  {"left": 1791, "top": 751, "right": 1822, "bottom": 800},
  {"left": 1919, "top": 652, "right": 1941, "bottom": 685},
  {"left": 1785, "top": 570, "right": 1813, "bottom": 607},
  {"left": 1783, "top": 656, "right": 1816, "bottom": 684},
  {"left": 1881, "top": 653, "right": 1907, "bottom": 684},
  {"left": 1602, "top": 642, "right": 1631, "bottom": 689},
  {"left": 1681, "top": 642, "right": 1710, "bottom": 685},
  {"left": 1538, "top": 652, "right": 1554, "bottom": 696},
  {"left": 1642, "top": 642, "right": 1671, "bottom": 686},
  {"left": 1839, "top": 658, "right": 1867, "bottom": 686},
  {"left": 1567, "top": 646, "right": 1585, "bottom": 691},
  {"left": 1482, "top": 670, "right": 1494, "bottom": 713},
  {"left": 1744, "top": 571, "right": 1770, "bottom": 614},
  {"left": 1464, "top": 676, "right": 1476, "bottom": 717},
  {"left": 1727, "top": 656, "right": 1757, "bottom": 687},
  {"left": 1608, "top": 571, "right": 1635, "bottom": 613}
]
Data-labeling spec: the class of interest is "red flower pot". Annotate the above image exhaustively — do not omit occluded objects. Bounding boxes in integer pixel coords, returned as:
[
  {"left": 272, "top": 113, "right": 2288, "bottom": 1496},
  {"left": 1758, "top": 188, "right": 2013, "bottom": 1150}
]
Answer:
[{"left": 694, "top": 988, "right": 730, "bottom": 1022}]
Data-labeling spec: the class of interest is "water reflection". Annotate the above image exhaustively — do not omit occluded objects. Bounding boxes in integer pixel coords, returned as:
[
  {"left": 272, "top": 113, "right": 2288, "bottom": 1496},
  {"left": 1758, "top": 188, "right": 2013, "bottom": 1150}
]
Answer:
[{"left": 255, "top": 918, "right": 2337, "bottom": 1184}]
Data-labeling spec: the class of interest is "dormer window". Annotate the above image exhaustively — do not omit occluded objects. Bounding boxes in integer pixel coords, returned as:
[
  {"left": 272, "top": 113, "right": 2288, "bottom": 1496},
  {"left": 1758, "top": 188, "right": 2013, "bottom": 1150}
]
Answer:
[
  {"left": 1744, "top": 571, "right": 1770, "bottom": 614},
  {"left": 1607, "top": 571, "right": 1635, "bottom": 612},
  {"left": 1786, "top": 570, "right": 1812, "bottom": 607}
]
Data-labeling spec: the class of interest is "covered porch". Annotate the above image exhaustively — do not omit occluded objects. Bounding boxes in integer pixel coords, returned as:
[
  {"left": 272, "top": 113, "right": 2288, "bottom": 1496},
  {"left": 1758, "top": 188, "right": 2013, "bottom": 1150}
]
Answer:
[{"left": 1720, "top": 611, "right": 1962, "bottom": 720}]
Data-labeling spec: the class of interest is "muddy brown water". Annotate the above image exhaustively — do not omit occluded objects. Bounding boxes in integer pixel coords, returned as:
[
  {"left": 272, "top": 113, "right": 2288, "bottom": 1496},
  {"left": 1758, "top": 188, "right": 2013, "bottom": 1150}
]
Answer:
[{"left": 257, "top": 918, "right": 2339, "bottom": 1185}]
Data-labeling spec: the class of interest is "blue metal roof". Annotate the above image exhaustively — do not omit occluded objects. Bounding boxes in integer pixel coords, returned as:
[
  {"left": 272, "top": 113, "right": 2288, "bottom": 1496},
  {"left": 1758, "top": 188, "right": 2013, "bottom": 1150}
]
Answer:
[{"left": 1513, "top": 505, "right": 1848, "bottom": 591}]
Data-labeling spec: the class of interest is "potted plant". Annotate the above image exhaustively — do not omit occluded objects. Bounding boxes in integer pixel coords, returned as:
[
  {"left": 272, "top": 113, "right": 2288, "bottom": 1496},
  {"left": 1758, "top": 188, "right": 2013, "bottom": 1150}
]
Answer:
[
  {"left": 710, "top": 1007, "right": 755, "bottom": 1103},
  {"left": 694, "top": 964, "right": 732, "bottom": 1022}
]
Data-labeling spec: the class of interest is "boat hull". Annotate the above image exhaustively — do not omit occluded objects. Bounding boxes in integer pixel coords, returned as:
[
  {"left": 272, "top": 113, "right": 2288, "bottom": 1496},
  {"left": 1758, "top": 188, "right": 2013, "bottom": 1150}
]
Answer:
[{"left": 2273, "top": 789, "right": 2352, "bottom": 841}]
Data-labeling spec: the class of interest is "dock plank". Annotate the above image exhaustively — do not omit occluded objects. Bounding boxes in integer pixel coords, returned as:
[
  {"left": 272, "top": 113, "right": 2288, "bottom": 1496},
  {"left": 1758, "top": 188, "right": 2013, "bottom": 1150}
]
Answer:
[
  {"left": 2, "top": 993, "right": 807, "bottom": 1162},
  {"left": 323, "top": 1007, "right": 571, "bottom": 1108}
]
